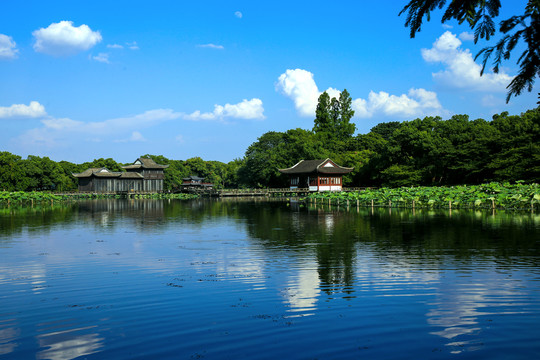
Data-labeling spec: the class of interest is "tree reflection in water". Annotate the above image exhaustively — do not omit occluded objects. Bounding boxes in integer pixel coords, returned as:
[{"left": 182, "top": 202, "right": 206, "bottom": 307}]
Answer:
[{"left": 1, "top": 198, "right": 539, "bottom": 358}]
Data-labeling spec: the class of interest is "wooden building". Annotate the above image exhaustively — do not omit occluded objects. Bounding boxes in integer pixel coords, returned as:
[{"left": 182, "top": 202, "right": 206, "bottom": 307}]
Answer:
[
  {"left": 279, "top": 158, "right": 353, "bottom": 192},
  {"left": 181, "top": 175, "right": 214, "bottom": 190},
  {"left": 73, "top": 158, "right": 168, "bottom": 193},
  {"left": 122, "top": 158, "right": 168, "bottom": 192},
  {"left": 73, "top": 168, "right": 144, "bottom": 192}
]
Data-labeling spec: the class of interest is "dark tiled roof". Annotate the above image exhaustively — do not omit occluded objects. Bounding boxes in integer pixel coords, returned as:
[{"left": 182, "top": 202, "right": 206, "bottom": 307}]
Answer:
[
  {"left": 122, "top": 157, "right": 169, "bottom": 170},
  {"left": 183, "top": 176, "right": 205, "bottom": 181},
  {"left": 93, "top": 172, "right": 123, "bottom": 178},
  {"left": 73, "top": 168, "right": 104, "bottom": 177},
  {"left": 118, "top": 172, "right": 144, "bottom": 179},
  {"left": 72, "top": 168, "right": 143, "bottom": 179},
  {"left": 278, "top": 159, "right": 353, "bottom": 175}
]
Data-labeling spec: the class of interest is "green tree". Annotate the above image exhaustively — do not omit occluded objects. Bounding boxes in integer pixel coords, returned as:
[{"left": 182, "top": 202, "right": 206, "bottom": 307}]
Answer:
[
  {"left": 400, "top": 0, "right": 540, "bottom": 102},
  {"left": 0, "top": 152, "right": 23, "bottom": 191},
  {"left": 379, "top": 164, "right": 423, "bottom": 187},
  {"left": 184, "top": 157, "right": 208, "bottom": 178},
  {"left": 57, "top": 161, "right": 79, "bottom": 191},
  {"left": 222, "top": 159, "right": 244, "bottom": 188},
  {"left": 447, "top": 118, "right": 499, "bottom": 184},
  {"left": 313, "top": 92, "right": 334, "bottom": 136},
  {"left": 370, "top": 121, "right": 400, "bottom": 140},
  {"left": 336, "top": 89, "right": 356, "bottom": 141},
  {"left": 489, "top": 108, "right": 540, "bottom": 181},
  {"left": 165, "top": 160, "right": 189, "bottom": 190},
  {"left": 141, "top": 154, "right": 170, "bottom": 166},
  {"left": 205, "top": 161, "right": 228, "bottom": 189},
  {"left": 18, "top": 156, "right": 41, "bottom": 191},
  {"left": 331, "top": 150, "right": 372, "bottom": 186},
  {"left": 313, "top": 89, "right": 356, "bottom": 149},
  {"left": 81, "top": 158, "right": 123, "bottom": 172},
  {"left": 239, "top": 131, "right": 289, "bottom": 188}
]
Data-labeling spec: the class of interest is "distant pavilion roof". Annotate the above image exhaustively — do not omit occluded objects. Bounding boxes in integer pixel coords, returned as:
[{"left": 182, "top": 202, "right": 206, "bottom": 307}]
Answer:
[
  {"left": 122, "top": 157, "right": 169, "bottom": 170},
  {"left": 183, "top": 176, "right": 205, "bottom": 181},
  {"left": 278, "top": 159, "right": 353, "bottom": 175}
]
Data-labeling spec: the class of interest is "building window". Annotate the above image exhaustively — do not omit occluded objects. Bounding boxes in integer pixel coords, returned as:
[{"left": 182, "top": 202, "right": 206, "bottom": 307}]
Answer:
[
  {"left": 319, "top": 177, "right": 329, "bottom": 185},
  {"left": 291, "top": 177, "right": 299, "bottom": 186}
]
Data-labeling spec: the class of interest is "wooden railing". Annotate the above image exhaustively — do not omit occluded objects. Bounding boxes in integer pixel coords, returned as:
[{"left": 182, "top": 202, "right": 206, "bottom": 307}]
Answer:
[{"left": 184, "top": 187, "right": 376, "bottom": 197}]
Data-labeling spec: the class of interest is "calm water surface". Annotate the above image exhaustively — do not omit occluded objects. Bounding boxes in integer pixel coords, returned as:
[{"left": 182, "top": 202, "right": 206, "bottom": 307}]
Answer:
[{"left": 1, "top": 199, "right": 539, "bottom": 359}]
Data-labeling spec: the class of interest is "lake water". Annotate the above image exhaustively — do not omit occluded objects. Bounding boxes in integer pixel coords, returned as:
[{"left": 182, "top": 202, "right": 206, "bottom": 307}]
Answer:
[{"left": 1, "top": 199, "right": 539, "bottom": 359}]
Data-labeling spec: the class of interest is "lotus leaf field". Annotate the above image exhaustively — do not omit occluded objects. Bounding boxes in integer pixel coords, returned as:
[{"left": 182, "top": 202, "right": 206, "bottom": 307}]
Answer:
[
  {"left": 0, "top": 191, "right": 198, "bottom": 204},
  {"left": 307, "top": 182, "right": 540, "bottom": 211}
]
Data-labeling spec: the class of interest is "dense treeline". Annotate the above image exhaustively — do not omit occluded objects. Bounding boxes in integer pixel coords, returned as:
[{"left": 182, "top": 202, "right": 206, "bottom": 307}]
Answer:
[
  {"left": 0, "top": 92, "right": 538, "bottom": 191},
  {"left": 0, "top": 153, "right": 240, "bottom": 191},
  {"left": 240, "top": 92, "right": 539, "bottom": 188}
]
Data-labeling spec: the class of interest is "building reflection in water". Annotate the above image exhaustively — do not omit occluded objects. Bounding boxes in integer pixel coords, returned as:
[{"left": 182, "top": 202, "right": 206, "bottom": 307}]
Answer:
[{"left": 78, "top": 199, "right": 165, "bottom": 231}]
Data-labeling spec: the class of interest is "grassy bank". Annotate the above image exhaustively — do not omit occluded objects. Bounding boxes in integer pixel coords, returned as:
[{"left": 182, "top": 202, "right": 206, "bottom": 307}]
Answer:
[
  {"left": 307, "top": 182, "right": 540, "bottom": 211},
  {"left": 0, "top": 191, "right": 198, "bottom": 204}
]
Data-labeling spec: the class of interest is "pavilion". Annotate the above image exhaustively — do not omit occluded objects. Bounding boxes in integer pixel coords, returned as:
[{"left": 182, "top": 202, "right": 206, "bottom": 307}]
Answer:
[{"left": 278, "top": 158, "right": 353, "bottom": 192}]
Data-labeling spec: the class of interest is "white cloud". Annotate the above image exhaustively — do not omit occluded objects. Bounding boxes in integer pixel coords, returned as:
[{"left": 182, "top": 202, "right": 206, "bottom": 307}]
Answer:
[
  {"left": 184, "top": 98, "right": 265, "bottom": 121},
  {"left": 41, "top": 109, "right": 180, "bottom": 134},
  {"left": 126, "top": 41, "right": 139, "bottom": 50},
  {"left": 325, "top": 87, "right": 341, "bottom": 101},
  {"left": 354, "top": 88, "right": 445, "bottom": 118},
  {"left": 0, "top": 34, "right": 18, "bottom": 59},
  {"left": 17, "top": 108, "right": 181, "bottom": 149},
  {"left": 276, "top": 68, "right": 445, "bottom": 119},
  {"left": 0, "top": 101, "right": 47, "bottom": 119},
  {"left": 276, "top": 69, "right": 321, "bottom": 116},
  {"left": 459, "top": 31, "right": 475, "bottom": 41},
  {"left": 14, "top": 98, "right": 263, "bottom": 151},
  {"left": 235, "top": 11, "right": 243, "bottom": 19},
  {"left": 175, "top": 134, "right": 185, "bottom": 143},
  {"left": 197, "top": 43, "right": 224, "bottom": 50},
  {"left": 107, "top": 44, "right": 123, "bottom": 49},
  {"left": 85, "top": 109, "right": 181, "bottom": 134},
  {"left": 351, "top": 98, "right": 370, "bottom": 118},
  {"left": 442, "top": 24, "right": 453, "bottom": 29},
  {"left": 421, "top": 31, "right": 512, "bottom": 92},
  {"left": 92, "top": 52, "right": 110, "bottom": 63},
  {"left": 33, "top": 21, "right": 102, "bottom": 56},
  {"left": 42, "top": 117, "right": 82, "bottom": 130}
]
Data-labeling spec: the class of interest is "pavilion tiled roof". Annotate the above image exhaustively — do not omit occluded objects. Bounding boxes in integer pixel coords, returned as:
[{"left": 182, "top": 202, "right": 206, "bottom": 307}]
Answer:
[
  {"left": 73, "top": 168, "right": 104, "bottom": 177},
  {"left": 118, "top": 172, "right": 144, "bottom": 179},
  {"left": 183, "top": 176, "right": 205, "bottom": 181},
  {"left": 122, "top": 157, "right": 169, "bottom": 170},
  {"left": 278, "top": 159, "right": 353, "bottom": 175},
  {"left": 72, "top": 168, "right": 143, "bottom": 178}
]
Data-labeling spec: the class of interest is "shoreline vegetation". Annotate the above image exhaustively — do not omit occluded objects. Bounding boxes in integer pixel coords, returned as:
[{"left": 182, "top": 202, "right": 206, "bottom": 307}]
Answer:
[
  {"left": 305, "top": 182, "right": 539, "bottom": 211},
  {"left": 0, "top": 191, "right": 198, "bottom": 204},
  {"left": 1, "top": 182, "right": 538, "bottom": 211}
]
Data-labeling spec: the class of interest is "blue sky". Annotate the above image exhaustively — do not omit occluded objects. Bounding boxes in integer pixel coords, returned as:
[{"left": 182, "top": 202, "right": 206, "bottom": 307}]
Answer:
[{"left": 0, "top": 0, "right": 537, "bottom": 164}]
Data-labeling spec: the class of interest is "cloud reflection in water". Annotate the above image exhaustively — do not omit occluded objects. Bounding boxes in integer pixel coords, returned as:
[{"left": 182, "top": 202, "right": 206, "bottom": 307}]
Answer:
[{"left": 37, "top": 325, "right": 104, "bottom": 360}]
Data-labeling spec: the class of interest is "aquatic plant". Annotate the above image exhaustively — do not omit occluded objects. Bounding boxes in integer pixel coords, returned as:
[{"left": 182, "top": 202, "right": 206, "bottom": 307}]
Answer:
[
  {"left": 0, "top": 191, "right": 198, "bottom": 204},
  {"left": 307, "top": 182, "right": 540, "bottom": 210}
]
